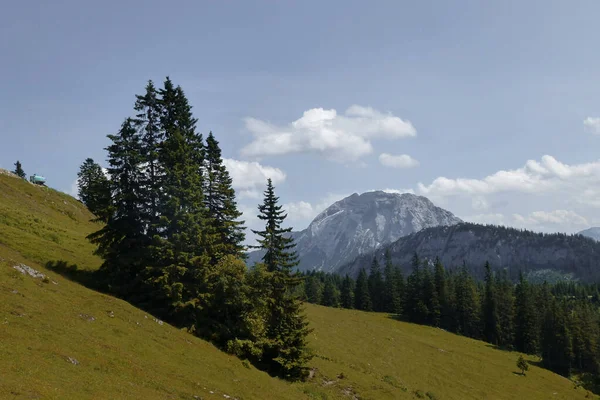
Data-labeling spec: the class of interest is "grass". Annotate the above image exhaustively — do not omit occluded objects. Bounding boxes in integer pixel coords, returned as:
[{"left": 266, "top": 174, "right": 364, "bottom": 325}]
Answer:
[{"left": 0, "top": 170, "right": 597, "bottom": 399}]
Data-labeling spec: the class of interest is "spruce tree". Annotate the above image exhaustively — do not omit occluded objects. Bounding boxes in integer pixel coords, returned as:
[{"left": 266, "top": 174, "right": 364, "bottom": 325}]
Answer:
[
  {"left": 383, "top": 249, "right": 402, "bottom": 313},
  {"left": 251, "top": 179, "right": 312, "bottom": 380},
  {"left": 404, "top": 253, "right": 428, "bottom": 323},
  {"left": 144, "top": 79, "right": 209, "bottom": 327},
  {"left": 496, "top": 269, "right": 515, "bottom": 347},
  {"left": 133, "top": 80, "right": 163, "bottom": 236},
  {"left": 482, "top": 261, "right": 499, "bottom": 345},
  {"left": 341, "top": 275, "right": 355, "bottom": 309},
  {"left": 77, "top": 158, "right": 111, "bottom": 220},
  {"left": 13, "top": 160, "right": 26, "bottom": 179},
  {"left": 87, "top": 119, "right": 148, "bottom": 296},
  {"left": 204, "top": 131, "right": 245, "bottom": 261},
  {"left": 392, "top": 265, "right": 405, "bottom": 315},
  {"left": 354, "top": 268, "right": 372, "bottom": 311},
  {"left": 368, "top": 256, "right": 385, "bottom": 311},
  {"left": 454, "top": 264, "right": 480, "bottom": 338},
  {"left": 514, "top": 272, "right": 538, "bottom": 354},
  {"left": 434, "top": 257, "right": 451, "bottom": 330},
  {"left": 541, "top": 299, "right": 573, "bottom": 376},
  {"left": 322, "top": 277, "right": 340, "bottom": 307},
  {"left": 305, "top": 275, "right": 323, "bottom": 304},
  {"left": 422, "top": 264, "right": 441, "bottom": 326}
]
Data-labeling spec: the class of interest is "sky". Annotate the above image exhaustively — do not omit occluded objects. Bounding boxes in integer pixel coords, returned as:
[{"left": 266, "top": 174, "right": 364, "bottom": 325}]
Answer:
[{"left": 2, "top": 0, "right": 600, "bottom": 243}]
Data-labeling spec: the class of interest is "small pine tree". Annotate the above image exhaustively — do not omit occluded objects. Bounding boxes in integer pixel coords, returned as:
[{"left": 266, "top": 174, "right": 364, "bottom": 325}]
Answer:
[
  {"left": 13, "top": 160, "right": 26, "bottom": 179},
  {"left": 517, "top": 355, "right": 529, "bottom": 376},
  {"left": 77, "top": 158, "right": 111, "bottom": 220},
  {"left": 251, "top": 179, "right": 312, "bottom": 380}
]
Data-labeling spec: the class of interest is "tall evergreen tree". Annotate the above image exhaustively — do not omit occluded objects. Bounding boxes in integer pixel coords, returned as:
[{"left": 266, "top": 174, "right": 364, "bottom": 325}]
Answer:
[
  {"left": 13, "top": 160, "right": 26, "bottom": 179},
  {"left": 514, "top": 272, "right": 538, "bottom": 354},
  {"left": 87, "top": 119, "right": 148, "bottom": 296},
  {"left": 404, "top": 253, "right": 428, "bottom": 323},
  {"left": 251, "top": 179, "right": 312, "bottom": 380},
  {"left": 383, "top": 249, "right": 403, "bottom": 314},
  {"left": 368, "top": 256, "right": 385, "bottom": 311},
  {"left": 322, "top": 277, "right": 340, "bottom": 307},
  {"left": 434, "top": 257, "right": 451, "bottom": 330},
  {"left": 340, "top": 275, "right": 355, "bottom": 309},
  {"left": 496, "top": 269, "right": 515, "bottom": 347},
  {"left": 305, "top": 275, "right": 323, "bottom": 304},
  {"left": 454, "top": 264, "right": 480, "bottom": 338},
  {"left": 482, "top": 261, "right": 499, "bottom": 345},
  {"left": 422, "top": 264, "right": 441, "bottom": 326},
  {"left": 203, "top": 131, "right": 245, "bottom": 261},
  {"left": 354, "top": 268, "right": 372, "bottom": 311},
  {"left": 541, "top": 299, "right": 573, "bottom": 377},
  {"left": 392, "top": 265, "right": 405, "bottom": 315},
  {"left": 77, "top": 158, "right": 111, "bottom": 220},
  {"left": 144, "top": 79, "right": 209, "bottom": 327},
  {"left": 133, "top": 80, "right": 163, "bottom": 237}
]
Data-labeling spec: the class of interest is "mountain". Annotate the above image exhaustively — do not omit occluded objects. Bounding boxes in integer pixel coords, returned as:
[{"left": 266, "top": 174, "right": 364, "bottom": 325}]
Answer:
[
  {"left": 339, "top": 223, "right": 600, "bottom": 282},
  {"left": 247, "top": 191, "right": 462, "bottom": 272},
  {"left": 578, "top": 227, "right": 600, "bottom": 241}
]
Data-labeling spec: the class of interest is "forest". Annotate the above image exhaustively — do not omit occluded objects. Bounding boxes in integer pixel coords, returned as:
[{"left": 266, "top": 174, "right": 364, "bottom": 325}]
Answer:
[
  {"left": 75, "top": 77, "right": 311, "bottom": 380},
  {"left": 299, "top": 250, "right": 600, "bottom": 385}
]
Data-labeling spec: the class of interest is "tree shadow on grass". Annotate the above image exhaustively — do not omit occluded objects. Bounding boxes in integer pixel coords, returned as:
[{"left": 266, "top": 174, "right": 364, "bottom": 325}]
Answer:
[{"left": 45, "top": 260, "right": 107, "bottom": 293}]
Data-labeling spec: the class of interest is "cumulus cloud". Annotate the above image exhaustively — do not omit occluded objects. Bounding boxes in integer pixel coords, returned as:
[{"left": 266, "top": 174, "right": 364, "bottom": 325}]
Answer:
[
  {"left": 241, "top": 105, "right": 416, "bottom": 162},
  {"left": 463, "top": 210, "right": 588, "bottom": 231},
  {"left": 223, "top": 158, "right": 286, "bottom": 198},
  {"left": 417, "top": 155, "right": 600, "bottom": 197},
  {"left": 513, "top": 210, "right": 589, "bottom": 227},
  {"left": 378, "top": 153, "right": 419, "bottom": 169},
  {"left": 584, "top": 117, "right": 600, "bottom": 134}
]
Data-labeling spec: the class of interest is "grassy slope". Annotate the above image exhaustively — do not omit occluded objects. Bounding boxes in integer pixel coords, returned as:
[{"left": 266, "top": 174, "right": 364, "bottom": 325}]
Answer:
[{"left": 0, "top": 171, "right": 595, "bottom": 400}]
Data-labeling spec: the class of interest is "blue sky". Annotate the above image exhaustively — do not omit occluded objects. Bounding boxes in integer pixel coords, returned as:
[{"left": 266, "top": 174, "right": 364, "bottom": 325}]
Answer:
[{"left": 3, "top": 0, "right": 600, "bottom": 240}]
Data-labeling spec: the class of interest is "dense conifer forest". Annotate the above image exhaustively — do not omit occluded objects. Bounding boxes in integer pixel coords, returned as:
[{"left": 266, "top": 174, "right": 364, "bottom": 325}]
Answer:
[
  {"left": 76, "top": 78, "right": 311, "bottom": 380},
  {"left": 299, "top": 248, "right": 600, "bottom": 385}
]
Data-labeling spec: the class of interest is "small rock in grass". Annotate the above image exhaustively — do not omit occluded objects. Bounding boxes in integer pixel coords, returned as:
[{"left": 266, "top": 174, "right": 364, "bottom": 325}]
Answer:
[{"left": 67, "top": 357, "right": 79, "bottom": 365}]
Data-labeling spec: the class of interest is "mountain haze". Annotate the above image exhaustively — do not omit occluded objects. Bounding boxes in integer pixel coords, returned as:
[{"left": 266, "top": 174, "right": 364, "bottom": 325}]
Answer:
[
  {"left": 578, "top": 227, "right": 600, "bottom": 241},
  {"left": 248, "top": 191, "right": 462, "bottom": 272}
]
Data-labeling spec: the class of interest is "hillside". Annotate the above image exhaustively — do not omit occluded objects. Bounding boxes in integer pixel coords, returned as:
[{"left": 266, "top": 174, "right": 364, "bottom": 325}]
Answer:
[
  {"left": 339, "top": 223, "right": 600, "bottom": 282},
  {"left": 248, "top": 191, "right": 461, "bottom": 273},
  {"left": 0, "top": 171, "right": 594, "bottom": 399},
  {"left": 579, "top": 227, "right": 600, "bottom": 241}
]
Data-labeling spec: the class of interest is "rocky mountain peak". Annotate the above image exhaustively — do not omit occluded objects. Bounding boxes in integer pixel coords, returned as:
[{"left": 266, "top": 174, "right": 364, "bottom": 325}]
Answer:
[{"left": 247, "top": 190, "right": 462, "bottom": 272}]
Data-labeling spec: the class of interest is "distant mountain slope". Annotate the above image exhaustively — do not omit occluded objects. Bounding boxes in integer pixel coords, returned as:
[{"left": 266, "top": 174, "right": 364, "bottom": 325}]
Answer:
[
  {"left": 578, "top": 227, "right": 600, "bottom": 241},
  {"left": 247, "top": 191, "right": 462, "bottom": 272},
  {"left": 339, "top": 223, "right": 600, "bottom": 282}
]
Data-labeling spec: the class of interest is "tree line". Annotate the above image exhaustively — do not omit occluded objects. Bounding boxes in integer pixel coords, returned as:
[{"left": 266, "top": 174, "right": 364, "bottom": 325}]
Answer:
[
  {"left": 299, "top": 250, "right": 600, "bottom": 382},
  {"left": 76, "top": 78, "right": 311, "bottom": 380}
]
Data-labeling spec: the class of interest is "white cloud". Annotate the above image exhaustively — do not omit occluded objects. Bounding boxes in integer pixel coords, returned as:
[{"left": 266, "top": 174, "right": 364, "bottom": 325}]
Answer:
[
  {"left": 223, "top": 158, "right": 286, "bottom": 199},
  {"left": 417, "top": 155, "right": 600, "bottom": 197},
  {"left": 471, "top": 196, "right": 490, "bottom": 211},
  {"left": 461, "top": 213, "right": 506, "bottom": 226},
  {"left": 462, "top": 210, "right": 588, "bottom": 231},
  {"left": 584, "top": 117, "right": 600, "bottom": 134},
  {"left": 241, "top": 105, "right": 416, "bottom": 162},
  {"left": 378, "top": 153, "right": 419, "bottom": 169},
  {"left": 283, "top": 201, "right": 316, "bottom": 222},
  {"left": 513, "top": 210, "right": 588, "bottom": 227},
  {"left": 367, "top": 188, "right": 415, "bottom": 195}
]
